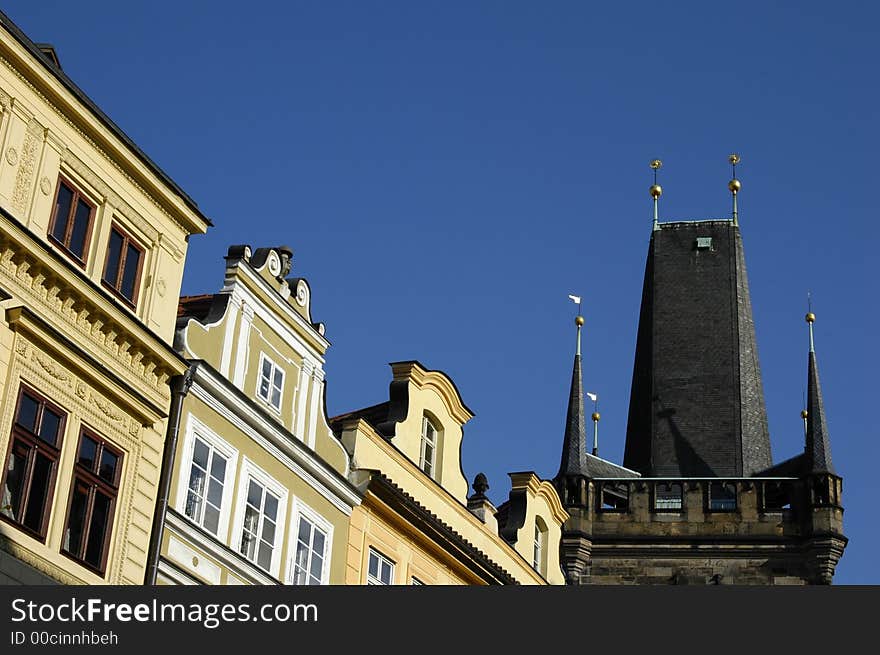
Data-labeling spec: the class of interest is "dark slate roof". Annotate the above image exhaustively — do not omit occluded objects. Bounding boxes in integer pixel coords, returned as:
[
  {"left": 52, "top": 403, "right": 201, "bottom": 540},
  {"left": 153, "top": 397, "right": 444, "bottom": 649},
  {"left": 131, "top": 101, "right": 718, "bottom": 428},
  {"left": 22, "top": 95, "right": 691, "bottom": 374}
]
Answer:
[
  {"left": 0, "top": 10, "right": 212, "bottom": 228},
  {"left": 177, "top": 294, "right": 230, "bottom": 326},
  {"left": 756, "top": 453, "right": 807, "bottom": 478},
  {"left": 584, "top": 454, "right": 641, "bottom": 479},
  {"left": 807, "top": 350, "right": 836, "bottom": 474},
  {"left": 556, "top": 353, "right": 588, "bottom": 479},
  {"left": 623, "top": 220, "right": 772, "bottom": 477},
  {"left": 329, "top": 401, "right": 392, "bottom": 435}
]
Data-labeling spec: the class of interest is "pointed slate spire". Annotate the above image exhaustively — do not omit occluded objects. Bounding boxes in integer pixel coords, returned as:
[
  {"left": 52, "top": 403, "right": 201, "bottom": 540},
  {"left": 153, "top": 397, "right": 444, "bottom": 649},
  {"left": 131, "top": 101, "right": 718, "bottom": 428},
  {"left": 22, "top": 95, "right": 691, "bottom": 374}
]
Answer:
[
  {"left": 557, "top": 316, "right": 588, "bottom": 479},
  {"left": 805, "top": 313, "right": 835, "bottom": 474}
]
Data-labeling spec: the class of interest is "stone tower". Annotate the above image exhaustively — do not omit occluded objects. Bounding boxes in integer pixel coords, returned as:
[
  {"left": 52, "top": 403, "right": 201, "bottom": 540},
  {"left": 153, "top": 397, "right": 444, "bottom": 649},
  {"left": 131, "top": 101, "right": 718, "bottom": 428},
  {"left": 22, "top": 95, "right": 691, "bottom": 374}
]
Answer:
[{"left": 554, "top": 161, "right": 846, "bottom": 584}]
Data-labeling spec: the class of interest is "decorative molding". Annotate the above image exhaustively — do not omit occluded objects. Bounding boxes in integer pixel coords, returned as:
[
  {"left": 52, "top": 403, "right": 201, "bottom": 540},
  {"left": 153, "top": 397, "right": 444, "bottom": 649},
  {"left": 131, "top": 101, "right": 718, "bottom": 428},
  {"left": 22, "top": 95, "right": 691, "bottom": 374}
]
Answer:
[
  {"left": 0, "top": 228, "right": 179, "bottom": 405},
  {"left": 11, "top": 117, "right": 42, "bottom": 213},
  {"left": 90, "top": 391, "right": 125, "bottom": 423},
  {"left": 32, "top": 350, "right": 72, "bottom": 385},
  {"left": 5, "top": 146, "right": 17, "bottom": 165},
  {"left": 39, "top": 175, "right": 51, "bottom": 195},
  {"left": 0, "top": 539, "right": 86, "bottom": 585},
  {"left": 295, "top": 280, "right": 308, "bottom": 307}
]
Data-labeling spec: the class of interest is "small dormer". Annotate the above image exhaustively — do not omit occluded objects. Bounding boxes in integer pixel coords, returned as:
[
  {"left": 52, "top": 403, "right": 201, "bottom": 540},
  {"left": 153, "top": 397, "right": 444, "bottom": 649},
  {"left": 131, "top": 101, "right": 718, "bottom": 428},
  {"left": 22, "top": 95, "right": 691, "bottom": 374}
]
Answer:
[
  {"left": 497, "top": 472, "right": 568, "bottom": 585},
  {"left": 331, "top": 361, "right": 474, "bottom": 502}
]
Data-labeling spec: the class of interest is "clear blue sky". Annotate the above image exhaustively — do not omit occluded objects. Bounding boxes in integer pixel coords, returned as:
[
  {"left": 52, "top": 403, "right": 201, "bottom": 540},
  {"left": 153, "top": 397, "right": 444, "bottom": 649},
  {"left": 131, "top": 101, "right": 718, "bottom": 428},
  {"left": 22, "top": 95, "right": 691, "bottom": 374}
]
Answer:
[{"left": 6, "top": 1, "right": 876, "bottom": 584}]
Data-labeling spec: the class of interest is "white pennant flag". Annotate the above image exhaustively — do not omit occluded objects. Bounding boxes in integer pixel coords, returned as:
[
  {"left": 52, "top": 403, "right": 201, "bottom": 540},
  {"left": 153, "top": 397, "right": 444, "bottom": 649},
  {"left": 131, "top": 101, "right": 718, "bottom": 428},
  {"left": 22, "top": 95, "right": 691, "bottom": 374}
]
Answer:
[
  {"left": 586, "top": 392, "right": 598, "bottom": 402},
  {"left": 568, "top": 294, "right": 581, "bottom": 305}
]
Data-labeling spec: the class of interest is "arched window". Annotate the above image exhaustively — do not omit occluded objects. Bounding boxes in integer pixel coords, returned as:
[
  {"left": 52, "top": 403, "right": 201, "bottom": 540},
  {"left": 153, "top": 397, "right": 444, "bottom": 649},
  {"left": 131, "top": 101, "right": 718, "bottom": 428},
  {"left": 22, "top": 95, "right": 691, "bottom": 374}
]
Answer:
[
  {"left": 533, "top": 516, "right": 548, "bottom": 576},
  {"left": 419, "top": 416, "right": 439, "bottom": 479}
]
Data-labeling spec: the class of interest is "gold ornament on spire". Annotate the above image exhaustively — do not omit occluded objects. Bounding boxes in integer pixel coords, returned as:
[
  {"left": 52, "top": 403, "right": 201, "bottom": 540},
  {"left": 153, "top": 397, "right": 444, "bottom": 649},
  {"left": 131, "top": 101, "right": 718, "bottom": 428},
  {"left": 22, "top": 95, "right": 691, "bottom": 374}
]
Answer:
[
  {"left": 728, "top": 153, "right": 741, "bottom": 224},
  {"left": 650, "top": 159, "right": 663, "bottom": 229},
  {"left": 805, "top": 309, "right": 816, "bottom": 352}
]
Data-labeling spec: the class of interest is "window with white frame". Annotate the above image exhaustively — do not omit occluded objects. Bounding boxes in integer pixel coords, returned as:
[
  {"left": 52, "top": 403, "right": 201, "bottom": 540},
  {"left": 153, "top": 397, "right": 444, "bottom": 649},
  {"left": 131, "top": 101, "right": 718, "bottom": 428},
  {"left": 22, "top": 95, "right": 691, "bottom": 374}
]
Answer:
[
  {"left": 367, "top": 548, "right": 394, "bottom": 585},
  {"left": 177, "top": 418, "right": 237, "bottom": 539},
  {"left": 533, "top": 517, "right": 548, "bottom": 576},
  {"left": 239, "top": 477, "right": 281, "bottom": 572},
  {"left": 257, "top": 354, "right": 284, "bottom": 411},
  {"left": 288, "top": 503, "right": 332, "bottom": 585},
  {"left": 184, "top": 436, "right": 229, "bottom": 535},
  {"left": 419, "top": 416, "right": 438, "bottom": 479},
  {"left": 533, "top": 524, "right": 542, "bottom": 570}
]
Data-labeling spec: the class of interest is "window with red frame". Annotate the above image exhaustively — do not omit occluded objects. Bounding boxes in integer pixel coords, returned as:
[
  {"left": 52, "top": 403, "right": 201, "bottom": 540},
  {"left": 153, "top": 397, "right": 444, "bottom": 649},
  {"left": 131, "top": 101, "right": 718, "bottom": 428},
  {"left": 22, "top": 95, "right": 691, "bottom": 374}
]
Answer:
[
  {"left": 62, "top": 431, "right": 122, "bottom": 574},
  {"left": 102, "top": 224, "right": 144, "bottom": 306},
  {"left": 48, "top": 176, "right": 95, "bottom": 264},
  {"left": 0, "top": 386, "right": 66, "bottom": 540}
]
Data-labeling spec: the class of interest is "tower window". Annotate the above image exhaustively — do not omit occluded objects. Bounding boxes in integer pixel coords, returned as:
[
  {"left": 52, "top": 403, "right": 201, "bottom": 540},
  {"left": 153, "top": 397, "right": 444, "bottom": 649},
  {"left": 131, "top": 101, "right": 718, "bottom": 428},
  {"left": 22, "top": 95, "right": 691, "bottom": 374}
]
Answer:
[
  {"left": 654, "top": 482, "right": 683, "bottom": 511},
  {"left": 708, "top": 481, "right": 737, "bottom": 511},
  {"left": 695, "top": 237, "right": 713, "bottom": 250},
  {"left": 597, "top": 481, "right": 630, "bottom": 512}
]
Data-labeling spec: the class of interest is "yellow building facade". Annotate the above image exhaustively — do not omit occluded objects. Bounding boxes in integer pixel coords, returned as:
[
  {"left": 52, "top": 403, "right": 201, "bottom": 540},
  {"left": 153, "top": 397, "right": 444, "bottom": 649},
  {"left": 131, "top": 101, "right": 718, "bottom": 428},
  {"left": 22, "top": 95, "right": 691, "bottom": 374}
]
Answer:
[
  {"left": 334, "top": 361, "right": 568, "bottom": 585},
  {"left": 156, "top": 245, "right": 359, "bottom": 585},
  {"left": 0, "top": 14, "right": 209, "bottom": 584}
]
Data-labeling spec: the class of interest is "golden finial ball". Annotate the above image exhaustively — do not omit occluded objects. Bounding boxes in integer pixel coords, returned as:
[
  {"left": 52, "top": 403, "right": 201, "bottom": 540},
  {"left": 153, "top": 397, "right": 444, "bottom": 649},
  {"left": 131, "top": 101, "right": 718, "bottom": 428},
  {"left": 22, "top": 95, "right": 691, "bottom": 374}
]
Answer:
[
  {"left": 575, "top": 315, "right": 585, "bottom": 327},
  {"left": 650, "top": 184, "right": 662, "bottom": 199},
  {"left": 801, "top": 409, "right": 809, "bottom": 419},
  {"left": 592, "top": 412, "right": 601, "bottom": 422},
  {"left": 650, "top": 159, "right": 662, "bottom": 170},
  {"left": 728, "top": 179, "right": 741, "bottom": 194},
  {"left": 729, "top": 153, "right": 741, "bottom": 165},
  {"left": 805, "top": 312, "right": 816, "bottom": 323}
]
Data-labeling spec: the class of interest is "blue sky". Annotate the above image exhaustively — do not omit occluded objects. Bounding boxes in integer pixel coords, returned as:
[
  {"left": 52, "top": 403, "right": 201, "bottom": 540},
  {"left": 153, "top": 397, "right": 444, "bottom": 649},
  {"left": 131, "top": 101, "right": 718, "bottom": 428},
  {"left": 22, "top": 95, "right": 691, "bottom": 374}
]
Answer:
[{"left": 6, "top": 1, "right": 876, "bottom": 584}]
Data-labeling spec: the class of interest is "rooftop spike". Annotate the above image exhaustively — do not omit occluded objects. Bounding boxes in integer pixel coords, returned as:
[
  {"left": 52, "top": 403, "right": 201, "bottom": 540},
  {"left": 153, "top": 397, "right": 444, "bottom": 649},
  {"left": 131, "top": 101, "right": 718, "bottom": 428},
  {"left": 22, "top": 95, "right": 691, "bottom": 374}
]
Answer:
[
  {"left": 650, "top": 159, "right": 663, "bottom": 231},
  {"left": 556, "top": 310, "right": 588, "bottom": 479},
  {"left": 728, "top": 153, "right": 741, "bottom": 225},
  {"left": 805, "top": 312, "right": 836, "bottom": 474},
  {"left": 591, "top": 410, "right": 600, "bottom": 457}
]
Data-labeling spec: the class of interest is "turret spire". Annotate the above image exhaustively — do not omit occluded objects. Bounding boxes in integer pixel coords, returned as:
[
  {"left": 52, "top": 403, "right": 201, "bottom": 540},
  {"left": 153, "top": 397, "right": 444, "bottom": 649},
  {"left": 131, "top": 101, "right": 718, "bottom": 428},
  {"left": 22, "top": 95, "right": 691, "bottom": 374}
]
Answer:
[
  {"left": 557, "top": 307, "right": 588, "bottom": 479},
  {"left": 805, "top": 312, "right": 835, "bottom": 474}
]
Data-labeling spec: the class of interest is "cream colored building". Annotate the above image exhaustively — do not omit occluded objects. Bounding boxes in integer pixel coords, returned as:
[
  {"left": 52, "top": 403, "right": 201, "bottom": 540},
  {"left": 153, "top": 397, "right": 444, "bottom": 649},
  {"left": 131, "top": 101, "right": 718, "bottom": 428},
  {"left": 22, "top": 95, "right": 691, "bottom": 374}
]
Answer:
[
  {"left": 0, "top": 13, "right": 210, "bottom": 584},
  {"left": 333, "top": 361, "right": 568, "bottom": 585},
  {"left": 155, "top": 245, "right": 359, "bottom": 585}
]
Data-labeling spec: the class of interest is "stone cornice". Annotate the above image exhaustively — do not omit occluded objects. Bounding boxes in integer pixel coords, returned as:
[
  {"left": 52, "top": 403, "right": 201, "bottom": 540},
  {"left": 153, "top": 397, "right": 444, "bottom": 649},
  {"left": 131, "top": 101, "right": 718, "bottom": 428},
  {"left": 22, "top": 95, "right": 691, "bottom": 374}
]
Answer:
[{"left": 0, "top": 209, "right": 186, "bottom": 411}]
